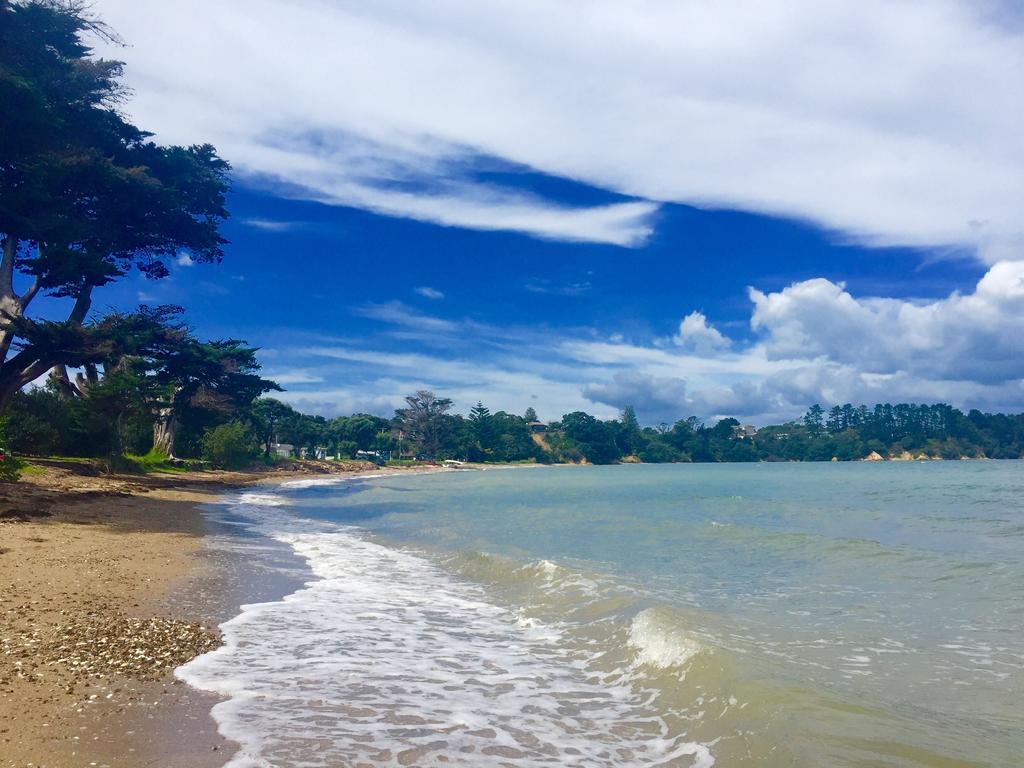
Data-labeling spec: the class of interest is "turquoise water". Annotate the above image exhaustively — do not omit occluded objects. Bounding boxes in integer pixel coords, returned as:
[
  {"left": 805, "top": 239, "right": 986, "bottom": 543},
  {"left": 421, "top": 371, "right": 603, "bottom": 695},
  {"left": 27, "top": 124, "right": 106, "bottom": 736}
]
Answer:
[{"left": 182, "top": 462, "right": 1024, "bottom": 767}]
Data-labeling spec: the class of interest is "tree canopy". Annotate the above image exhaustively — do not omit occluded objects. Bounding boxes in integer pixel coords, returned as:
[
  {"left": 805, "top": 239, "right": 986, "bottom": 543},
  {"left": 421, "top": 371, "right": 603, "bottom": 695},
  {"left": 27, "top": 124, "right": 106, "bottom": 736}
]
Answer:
[{"left": 0, "top": 0, "right": 230, "bottom": 409}]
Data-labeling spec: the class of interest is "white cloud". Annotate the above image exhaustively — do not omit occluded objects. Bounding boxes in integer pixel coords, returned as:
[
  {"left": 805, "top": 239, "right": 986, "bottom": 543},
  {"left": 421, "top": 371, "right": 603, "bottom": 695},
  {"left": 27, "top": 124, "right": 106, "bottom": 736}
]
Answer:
[
  {"left": 263, "top": 369, "right": 326, "bottom": 386},
  {"left": 673, "top": 311, "right": 731, "bottom": 353},
  {"left": 415, "top": 286, "right": 445, "bottom": 300},
  {"left": 176, "top": 252, "right": 194, "bottom": 266},
  {"left": 352, "top": 301, "right": 460, "bottom": 333},
  {"left": 93, "top": 0, "right": 1024, "bottom": 256},
  {"left": 524, "top": 279, "right": 593, "bottom": 296},
  {"left": 242, "top": 218, "right": 302, "bottom": 233},
  {"left": 583, "top": 261, "right": 1024, "bottom": 421},
  {"left": 254, "top": 262, "right": 1024, "bottom": 425},
  {"left": 749, "top": 260, "right": 1024, "bottom": 383}
]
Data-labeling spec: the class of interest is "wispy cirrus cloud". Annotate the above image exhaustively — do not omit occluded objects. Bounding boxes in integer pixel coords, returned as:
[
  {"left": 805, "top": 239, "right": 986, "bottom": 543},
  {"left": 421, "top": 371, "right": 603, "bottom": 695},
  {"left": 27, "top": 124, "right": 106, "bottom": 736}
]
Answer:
[
  {"left": 351, "top": 301, "right": 460, "bottom": 333},
  {"left": 241, "top": 218, "right": 303, "bottom": 233},
  {"left": 414, "top": 286, "right": 445, "bottom": 300},
  {"left": 95, "top": 0, "right": 1024, "bottom": 256},
  {"left": 524, "top": 279, "right": 593, "bottom": 297}
]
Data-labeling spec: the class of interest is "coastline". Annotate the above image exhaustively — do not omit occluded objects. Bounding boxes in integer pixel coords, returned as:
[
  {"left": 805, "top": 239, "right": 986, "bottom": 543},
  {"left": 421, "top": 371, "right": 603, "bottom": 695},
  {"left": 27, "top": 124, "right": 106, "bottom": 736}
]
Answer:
[{"left": 0, "top": 459, "right": 437, "bottom": 768}]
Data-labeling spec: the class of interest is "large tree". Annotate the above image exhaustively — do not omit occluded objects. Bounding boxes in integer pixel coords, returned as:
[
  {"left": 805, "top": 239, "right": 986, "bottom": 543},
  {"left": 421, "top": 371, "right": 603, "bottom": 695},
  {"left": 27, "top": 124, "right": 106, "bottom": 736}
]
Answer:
[
  {"left": 395, "top": 390, "right": 453, "bottom": 458},
  {"left": 149, "top": 337, "right": 279, "bottom": 458},
  {"left": 250, "top": 398, "right": 297, "bottom": 458},
  {"left": 28, "top": 304, "right": 277, "bottom": 458},
  {"left": 0, "top": 0, "right": 230, "bottom": 410}
]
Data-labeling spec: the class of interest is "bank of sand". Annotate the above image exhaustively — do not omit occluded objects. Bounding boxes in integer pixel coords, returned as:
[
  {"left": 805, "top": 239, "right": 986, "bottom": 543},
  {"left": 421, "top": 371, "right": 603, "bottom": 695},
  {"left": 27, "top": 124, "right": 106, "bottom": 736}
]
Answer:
[{"left": 0, "top": 458, "right": 406, "bottom": 768}]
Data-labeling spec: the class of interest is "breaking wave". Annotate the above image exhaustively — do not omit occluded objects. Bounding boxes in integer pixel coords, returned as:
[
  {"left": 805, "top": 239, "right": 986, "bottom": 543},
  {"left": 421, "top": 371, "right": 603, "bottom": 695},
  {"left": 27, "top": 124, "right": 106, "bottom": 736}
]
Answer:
[{"left": 179, "top": 483, "right": 716, "bottom": 767}]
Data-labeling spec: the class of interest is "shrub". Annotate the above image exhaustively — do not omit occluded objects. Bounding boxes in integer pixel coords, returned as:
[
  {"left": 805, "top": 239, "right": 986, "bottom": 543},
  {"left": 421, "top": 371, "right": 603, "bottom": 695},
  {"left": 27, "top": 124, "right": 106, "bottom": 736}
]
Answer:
[
  {"left": 201, "top": 422, "right": 256, "bottom": 469},
  {"left": 0, "top": 419, "right": 25, "bottom": 482},
  {"left": 6, "top": 388, "right": 68, "bottom": 455}
]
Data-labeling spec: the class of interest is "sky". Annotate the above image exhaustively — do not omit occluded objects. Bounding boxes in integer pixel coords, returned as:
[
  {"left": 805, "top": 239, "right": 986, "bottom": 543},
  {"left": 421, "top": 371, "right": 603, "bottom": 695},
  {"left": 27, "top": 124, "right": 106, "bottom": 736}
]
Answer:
[{"left": 39, "top": 0, "right": 1024, "bottom": 424}]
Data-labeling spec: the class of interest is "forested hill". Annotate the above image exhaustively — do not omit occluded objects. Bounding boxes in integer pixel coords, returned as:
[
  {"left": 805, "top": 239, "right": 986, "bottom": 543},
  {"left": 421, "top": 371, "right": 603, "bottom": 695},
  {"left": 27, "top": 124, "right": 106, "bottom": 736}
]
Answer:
[{"left": 541, "top": 402, "right": 1024, "bottom": 464}]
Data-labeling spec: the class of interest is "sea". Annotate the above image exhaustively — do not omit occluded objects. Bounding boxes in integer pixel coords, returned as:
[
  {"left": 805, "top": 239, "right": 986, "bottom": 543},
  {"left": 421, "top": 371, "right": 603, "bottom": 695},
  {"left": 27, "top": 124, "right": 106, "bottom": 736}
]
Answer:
[{"left": 177, "top": 462, "right": 1024, "bottom": 767}]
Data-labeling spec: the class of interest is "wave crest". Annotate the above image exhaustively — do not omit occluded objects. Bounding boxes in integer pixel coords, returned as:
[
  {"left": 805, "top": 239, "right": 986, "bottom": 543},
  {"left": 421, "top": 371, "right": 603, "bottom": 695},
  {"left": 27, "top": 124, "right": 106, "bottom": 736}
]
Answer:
[{"left": 629, "top": 608, "right": 705, "bottom": 670}]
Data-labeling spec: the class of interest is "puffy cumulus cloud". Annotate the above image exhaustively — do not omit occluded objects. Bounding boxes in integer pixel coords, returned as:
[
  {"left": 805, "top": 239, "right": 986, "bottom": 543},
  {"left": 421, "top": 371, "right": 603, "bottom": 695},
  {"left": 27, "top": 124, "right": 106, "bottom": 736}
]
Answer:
[
  {"left": 750, "top": 261, "right": 1024, "bottom": 383},
  {"left": 95, "top": 0, "right": 1024, "bottom": 256},
  {"left": 580, "top": 261, "right": 1024, "bottom": 422},
  {"left": 673, "top": 311, "right": 731, "bottom": 354},
  {"left": 258, "top": 264, "right": 1024, "bottom": 425}
]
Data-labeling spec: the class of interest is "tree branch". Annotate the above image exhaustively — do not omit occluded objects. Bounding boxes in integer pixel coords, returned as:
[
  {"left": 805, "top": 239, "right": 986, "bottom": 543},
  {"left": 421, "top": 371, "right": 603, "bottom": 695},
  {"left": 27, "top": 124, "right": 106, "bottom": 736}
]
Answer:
[
  {"left": 0, "top": 237, "right": 16, "bottom": 298},
  {"left": 50, "top": 365, "right": 83, "bottom": 398},
  {"left": 19, "top": 276, "right": 41, "bottom": 311}
]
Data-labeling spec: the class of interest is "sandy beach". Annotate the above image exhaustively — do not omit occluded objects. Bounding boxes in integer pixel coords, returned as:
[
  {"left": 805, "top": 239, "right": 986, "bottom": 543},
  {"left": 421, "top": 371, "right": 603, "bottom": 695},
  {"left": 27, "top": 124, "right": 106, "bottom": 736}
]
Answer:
[{"left": 0, "top": 459, "right": 392, "bottom": 768}]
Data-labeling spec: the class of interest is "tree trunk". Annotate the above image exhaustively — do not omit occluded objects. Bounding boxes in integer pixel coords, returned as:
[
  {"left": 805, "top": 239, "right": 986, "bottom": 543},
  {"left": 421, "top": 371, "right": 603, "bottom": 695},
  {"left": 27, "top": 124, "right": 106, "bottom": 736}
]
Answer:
[
  {"left": 0, "top": 283, "right": 94, "bottom": 415},
  {"left": 0, "top": 236, "right": 21, "bottom": 363},
  {"left": 152, "top": 409, "right": 179, "bottom": 458},
  {"left": 49, "top": 365, "right": 83, "bottom": 398},
  {"left": 68, "top": 283, "right": 93, "bottom": 325},
  {"left": 0, "top": 355, "right": 54, "bottom": 412}
]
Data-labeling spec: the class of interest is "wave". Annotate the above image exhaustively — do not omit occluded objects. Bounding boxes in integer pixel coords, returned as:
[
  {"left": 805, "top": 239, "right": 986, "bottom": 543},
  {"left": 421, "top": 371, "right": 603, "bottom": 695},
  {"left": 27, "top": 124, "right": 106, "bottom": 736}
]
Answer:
[
  {"left": 629, "top": 608, "right": 705, "bottom": 670},
  {"left": 179, "top": 485, "right": 716, "bottom": 767}
]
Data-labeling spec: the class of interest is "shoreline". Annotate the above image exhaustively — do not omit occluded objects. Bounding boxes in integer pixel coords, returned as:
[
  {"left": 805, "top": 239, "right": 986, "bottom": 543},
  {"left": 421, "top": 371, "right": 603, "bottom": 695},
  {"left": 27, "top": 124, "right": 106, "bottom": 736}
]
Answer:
[{"left": 0, "top": 459, "right": 441, "bottom": 768}]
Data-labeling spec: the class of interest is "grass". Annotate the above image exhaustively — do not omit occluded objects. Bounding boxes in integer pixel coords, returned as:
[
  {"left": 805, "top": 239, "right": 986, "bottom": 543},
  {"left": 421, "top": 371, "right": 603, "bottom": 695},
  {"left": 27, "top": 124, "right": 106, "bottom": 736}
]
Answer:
[
  {"left": 26, "top": 451, "right": 196, "bottom": 474},
  {"left": 120, "top": 450, "right": 191, "bottom": 473},
  {"left": 30, "top": 454, "right": 98, "bottom": 464}
]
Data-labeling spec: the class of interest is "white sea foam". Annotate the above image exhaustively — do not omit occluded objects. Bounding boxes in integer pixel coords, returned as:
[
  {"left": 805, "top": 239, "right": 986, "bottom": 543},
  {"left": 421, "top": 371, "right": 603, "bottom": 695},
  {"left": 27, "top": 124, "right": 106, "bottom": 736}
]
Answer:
[
  {"left": 179, "top": 488, "right": 714, "bottom": 767},
  {"left": 628, "top": 608, "right": 705, "bottom": 670},
  {"left": 233, "top": 492, "right": 287, "bottom": 507}
]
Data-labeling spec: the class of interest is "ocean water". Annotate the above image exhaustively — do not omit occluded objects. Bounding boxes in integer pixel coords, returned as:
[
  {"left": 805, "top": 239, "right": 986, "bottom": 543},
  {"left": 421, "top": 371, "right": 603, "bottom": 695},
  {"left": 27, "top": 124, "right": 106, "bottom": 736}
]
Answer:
[{"left": 178, "top": 463, "right": 1024, "bottom": 767}]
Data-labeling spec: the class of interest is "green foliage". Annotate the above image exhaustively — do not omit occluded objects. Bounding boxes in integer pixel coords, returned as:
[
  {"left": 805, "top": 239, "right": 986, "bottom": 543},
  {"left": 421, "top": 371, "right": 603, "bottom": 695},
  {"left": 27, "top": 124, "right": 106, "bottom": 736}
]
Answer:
[
  {"left": 336, "top": 440, "right": 358, "bottom": 459},
  {"left": 637, "top": 438, "right": 681, "bottom": 463},
  {"left": 4, "top": 385, "right": 67, "bottom": 454},
  {"left": 395, "top": 390, "right": 453, "bottom": 459},
  {"left": 68, "top": 367, "right": 154, "bottom": 461},
  {"left": 201, "top": 422, "right": 255, "bottom": 469},
  {"left": 0, "top": 0, "right": 230, "bottom": 408},
  {"left": 560, "top": 411, "right": 619, "bottom": 464},
  {"left": 0, "top": 417, "right": 24, "bottom": 481}
]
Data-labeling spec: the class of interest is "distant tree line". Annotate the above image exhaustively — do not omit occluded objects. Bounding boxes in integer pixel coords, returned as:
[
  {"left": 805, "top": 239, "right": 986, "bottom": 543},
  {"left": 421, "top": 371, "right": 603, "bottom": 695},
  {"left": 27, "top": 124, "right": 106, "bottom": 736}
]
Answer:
[
  {"left": 7, "top": 381, "right": 1024, "bottom": 470},
  {"left": 378, "top": 397, "right": 1023, "bottom": 464}
]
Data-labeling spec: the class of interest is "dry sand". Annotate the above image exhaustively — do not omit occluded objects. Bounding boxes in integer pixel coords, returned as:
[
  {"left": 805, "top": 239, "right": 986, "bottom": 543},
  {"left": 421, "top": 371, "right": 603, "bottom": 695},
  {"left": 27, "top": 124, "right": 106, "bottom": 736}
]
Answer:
[{"left": 0, "top": 458, "right": 386, "bottom": 768}]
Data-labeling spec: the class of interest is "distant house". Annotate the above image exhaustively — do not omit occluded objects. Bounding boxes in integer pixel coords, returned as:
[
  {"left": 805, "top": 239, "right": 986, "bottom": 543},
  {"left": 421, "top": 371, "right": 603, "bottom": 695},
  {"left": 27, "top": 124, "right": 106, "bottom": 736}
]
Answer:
[
  {"left": 732, "top": 424, "right": 758, "bottom": 439},
  {"left": 271, "top": 442, "right": 294, "bottom": 458},
  {"left": 528, "top": 421, "right": 547, "bottom": 433}
]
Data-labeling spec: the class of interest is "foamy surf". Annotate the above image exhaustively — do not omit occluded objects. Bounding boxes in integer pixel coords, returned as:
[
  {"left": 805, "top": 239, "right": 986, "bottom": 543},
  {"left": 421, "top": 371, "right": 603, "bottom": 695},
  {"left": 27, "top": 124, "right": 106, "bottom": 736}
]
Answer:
[
  {"left": 629, "top": 609, "right": 705, "bottom": 671},
  {"left": 179, "top": 486, "right": 715, "bottom": 767}
]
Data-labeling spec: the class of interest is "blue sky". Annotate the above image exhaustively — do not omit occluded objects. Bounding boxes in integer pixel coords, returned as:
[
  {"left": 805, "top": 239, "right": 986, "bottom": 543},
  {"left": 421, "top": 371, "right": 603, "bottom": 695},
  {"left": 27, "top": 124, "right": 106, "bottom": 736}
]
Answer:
[{"left": 43, "top": 1, "right": 1024, "bottom": 424}]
